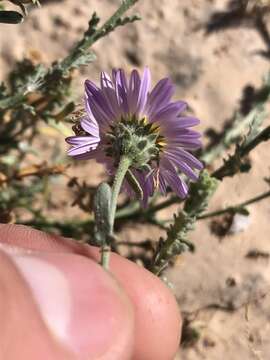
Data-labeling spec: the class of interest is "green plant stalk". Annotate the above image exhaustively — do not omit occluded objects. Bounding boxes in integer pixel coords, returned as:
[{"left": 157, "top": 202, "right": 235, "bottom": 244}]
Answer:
[
  {"left": 151, "top": 171, "right": 219, "bottom": 275},
  {"left": 201, "top": 106, "right": 267, "bottom": 164},
  {"left": 118, "top": 194, "right": 181, "bottom": 219},
  {"left": 20, "top": 187, "right": 270, "bottom": 238},
  {"left": 0, "top": 0, "right": 139, "bottom": 110},
  {"left": 212, "top": 125, "right": 270, "bottom": 180},
  {"left": 198, "top": 189, "right": 270, "bottom": 219},
  {"left": 101, "top": 156, "right": 131, "bottom": 269},
  {"left": 62, "top": 0, "right": 139, "bottom": 70}
]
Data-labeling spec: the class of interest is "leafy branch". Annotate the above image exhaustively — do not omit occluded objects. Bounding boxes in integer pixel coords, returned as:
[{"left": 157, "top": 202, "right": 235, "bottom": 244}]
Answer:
[
  {"left": 0, "top": 0, "right": 140, "bottom": 110},
  {"left": 151, "top": 171, "right": 219, "bottom": 275},
  {"left": 201, "top": 72, "right": 270, "bottom": 164},
  {"left": 0, "top": 163, "right": 67, "bottom": 186},
  {"left": 150, "top": 124, "right": 270, "bottom": 276},
  {"left": 212, "top": 125, "right": 270, "bottom": 180}
]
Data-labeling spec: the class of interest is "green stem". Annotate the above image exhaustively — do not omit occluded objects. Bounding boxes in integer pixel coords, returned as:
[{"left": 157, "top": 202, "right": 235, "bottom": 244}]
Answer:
[
  {"left": 115, "top": 198, "right": 140, "bottom": 219},
  {"left": 201, "top": 106, "right": 267, "bottom": 164},
  {"left": 147, "top": 195, "right": 182, "bottom": 214},
  {"left": 212, "top": 125, "right": 270, "bottom": 180},
  {"left": 115, "top": 195, "right": 182, "bottom": 221},
  {"left": 21, "top": 189, "right": 270, "bottom": 237},
  {"left": 62, "top": 0, "right": 139, "bottom": 70},
  {"left": 0, "top": 0, "right": 139, "bottom": 110},
  {"left": 198, "top": 189, "right": 270, "bottom": 220},
  {"left": 110, "top": 157, "right": 132, "bottom": 228},
  {"left": 100, "top": 156, "right": 131, "bottom": 269}
]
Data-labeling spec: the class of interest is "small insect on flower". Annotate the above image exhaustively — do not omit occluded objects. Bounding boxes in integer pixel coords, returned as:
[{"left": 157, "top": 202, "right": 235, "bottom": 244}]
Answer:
[{"left": 66, "top": 68, "right": 203, "bottom": 205}]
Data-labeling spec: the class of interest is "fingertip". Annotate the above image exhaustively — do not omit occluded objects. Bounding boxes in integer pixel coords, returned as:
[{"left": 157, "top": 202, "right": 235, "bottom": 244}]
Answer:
[
  {"left": 0, "top": 243, "right": 135, "bottom": 360},
  {"left": 88, "top": 248, "right": 181, "bottom": 360},
  {"left": 112, "top": 254, "right": 181, "bottom": 360},
  {"left": 0, "top": 224, "right": 181, "bottom": 359}
]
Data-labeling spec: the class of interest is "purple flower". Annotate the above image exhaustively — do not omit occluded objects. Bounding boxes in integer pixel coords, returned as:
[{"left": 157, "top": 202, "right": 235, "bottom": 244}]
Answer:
[{"left": 66, "top": 68, "right": 203, "bottom": 204}]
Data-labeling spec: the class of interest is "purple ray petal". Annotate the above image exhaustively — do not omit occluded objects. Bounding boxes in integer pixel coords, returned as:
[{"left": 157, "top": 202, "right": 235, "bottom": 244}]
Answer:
[
  {"left": 153, "top": 101, "right": 187, "bottom": 124},
  {"left": 113, "top": 69, "right": 129, "bottom": 114},
  {"left": 143, "top": 172, "right": 154, "bottom": 206},
  {"left": 100, "top": 71, "right": 113, "bottom": 89},
  {"left": 80, "top": 115, "right": 99, "bottom": 137},
  {"left": 66, "top": 135, "right": 99, "bottom": 146},
  {"left": 134, "top": 169, "right": 155, "bottom": 207},
  {"left": 158, "top": 172, "right": 167, "bottom": 195},
  {"left": 100, "top": 72, "right": 121, "bottom": 119},
  {"left": 136, "top": 67, "right": 151, "bottom": 115},
  {"left": 163, "top": 170, "right": 188, "bottom": 198},
  {"left": 160, "top": 158, "right": 189, "bottom": 198},
  {"left": 176, "top": 116, "right": 200, "bottom": 128},
  {"left": 168, "top": 133, "right": 202, "bottom": 143},
  {"left": 164, "top": 147, "right": 203, "bottom": 170},
  {"left": 146, "top": 78, "right": 175, "bottom": 119},
  {"left": 164, "top": 128, "right": 202, "bottom": 139},
  {"left": 168, "top": 138, "right": 202, "bottom": 150},
  {"left": 85, "top": 80, "right": 116, "bottom": 125},
  {"left": 67, "top": 140, "right": 99, "bottom": 155},
  {"left": 165, "top": 154, "right": 199, "bottom": 181},
  {"left": 86, "top": 95, "right": 112, "bottom": 130},
  {"left": 84, "top": 95, "right": 99, "bottom": 127},
  {"left": 128, "top": 69, "right": 141, "bottom": 114}
]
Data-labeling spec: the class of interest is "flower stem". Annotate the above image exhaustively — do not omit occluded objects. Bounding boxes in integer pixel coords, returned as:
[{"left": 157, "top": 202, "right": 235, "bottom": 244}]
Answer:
[{"left": 100, "top": 156, "right": 131, "bottom": 269}]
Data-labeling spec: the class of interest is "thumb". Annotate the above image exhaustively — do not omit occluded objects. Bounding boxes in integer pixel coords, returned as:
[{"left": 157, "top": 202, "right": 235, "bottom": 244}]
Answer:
[{"left": 0, "top": 243, "right": 134, "bottom": 360}]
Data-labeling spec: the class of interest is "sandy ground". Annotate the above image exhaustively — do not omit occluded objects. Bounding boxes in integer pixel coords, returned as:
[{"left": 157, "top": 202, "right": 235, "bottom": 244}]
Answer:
[{"left": 1, "top": 0, "right": 270, "bottom": 359}]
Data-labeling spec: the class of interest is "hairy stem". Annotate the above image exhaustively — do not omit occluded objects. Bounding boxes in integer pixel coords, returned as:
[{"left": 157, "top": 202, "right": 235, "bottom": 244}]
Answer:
[
  {"left": 151, "top": 171, "right": 219, "bottom": 276},
  {"left": 101, "top": 156, "right": 131, "bottom": 269}
]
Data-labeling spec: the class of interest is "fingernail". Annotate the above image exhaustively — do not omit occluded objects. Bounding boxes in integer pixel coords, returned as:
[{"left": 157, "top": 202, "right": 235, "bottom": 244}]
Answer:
[
  {"left": 1, "top": 244, "right": 72, "bottom": 345},
  {"left": 1, "top": 244, "right": 134, "bottom": 358}
]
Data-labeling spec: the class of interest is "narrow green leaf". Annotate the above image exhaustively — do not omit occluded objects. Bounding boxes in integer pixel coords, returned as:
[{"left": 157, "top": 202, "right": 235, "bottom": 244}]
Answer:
[{"left": 93, "top": 183, "right": 112, "bottom": 245}]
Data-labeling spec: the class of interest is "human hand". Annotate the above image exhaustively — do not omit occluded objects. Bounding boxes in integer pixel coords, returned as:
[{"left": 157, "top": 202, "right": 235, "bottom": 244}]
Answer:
[{"left": 0, "top": 224, "right": 181, "bottom": 360}]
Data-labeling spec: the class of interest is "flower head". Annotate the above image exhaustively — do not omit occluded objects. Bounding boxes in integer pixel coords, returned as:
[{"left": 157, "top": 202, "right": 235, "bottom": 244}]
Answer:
[{"left": 66, "top": 68, "right": 203, "bottom": 204}]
